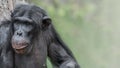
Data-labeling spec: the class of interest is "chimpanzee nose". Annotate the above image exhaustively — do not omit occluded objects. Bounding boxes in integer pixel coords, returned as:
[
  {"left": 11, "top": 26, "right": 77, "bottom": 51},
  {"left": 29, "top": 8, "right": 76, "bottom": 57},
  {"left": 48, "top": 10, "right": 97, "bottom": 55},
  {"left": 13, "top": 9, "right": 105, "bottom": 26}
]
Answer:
[{"left": 17, "top": 32, "right": 22, "bottom": 36}]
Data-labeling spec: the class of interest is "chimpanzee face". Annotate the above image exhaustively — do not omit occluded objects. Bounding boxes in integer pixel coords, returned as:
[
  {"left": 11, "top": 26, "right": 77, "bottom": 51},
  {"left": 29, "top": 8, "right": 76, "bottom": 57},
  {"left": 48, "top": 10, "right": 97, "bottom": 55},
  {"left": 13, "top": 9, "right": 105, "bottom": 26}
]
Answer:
[{"left": 11, "top": 20, "right": 35, "bottom": 54}]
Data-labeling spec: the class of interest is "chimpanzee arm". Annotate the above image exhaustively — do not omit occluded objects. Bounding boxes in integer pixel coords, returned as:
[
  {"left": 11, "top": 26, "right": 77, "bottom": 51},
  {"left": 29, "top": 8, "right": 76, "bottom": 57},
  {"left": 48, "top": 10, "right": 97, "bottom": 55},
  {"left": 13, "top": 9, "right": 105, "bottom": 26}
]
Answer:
[
  {"left": 0, "top": 21, "right": 14, "bottom": 68},
  {"left": 48, "top": 42, "right": 80, "bottom": 68}
]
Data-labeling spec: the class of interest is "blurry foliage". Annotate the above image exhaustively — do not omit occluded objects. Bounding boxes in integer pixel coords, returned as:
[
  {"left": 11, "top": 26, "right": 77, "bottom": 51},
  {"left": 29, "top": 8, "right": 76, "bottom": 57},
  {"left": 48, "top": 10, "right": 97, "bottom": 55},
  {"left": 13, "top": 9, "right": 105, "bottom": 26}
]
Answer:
[
  {"left": 28, "top": 0, "right": 120, "bottom": 68},
  {"left": 0, "top": 0, "right": 117, "bottom": 68}
]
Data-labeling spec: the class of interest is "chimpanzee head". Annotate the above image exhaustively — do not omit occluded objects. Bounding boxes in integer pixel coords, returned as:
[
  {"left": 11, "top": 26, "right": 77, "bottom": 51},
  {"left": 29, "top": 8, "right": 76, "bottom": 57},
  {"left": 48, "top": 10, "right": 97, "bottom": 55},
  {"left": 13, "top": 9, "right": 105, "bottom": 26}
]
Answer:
[{"left": 11, "top": 4, "right": 51, "bottom": 54}]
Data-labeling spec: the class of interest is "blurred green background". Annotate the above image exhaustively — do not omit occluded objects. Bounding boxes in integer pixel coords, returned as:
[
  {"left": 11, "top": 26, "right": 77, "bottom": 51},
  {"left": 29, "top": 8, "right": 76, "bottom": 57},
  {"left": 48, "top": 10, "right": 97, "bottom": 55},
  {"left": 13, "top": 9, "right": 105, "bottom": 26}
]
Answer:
[{"left": 30, "top": 0, "right": 120, "bottom": 68}]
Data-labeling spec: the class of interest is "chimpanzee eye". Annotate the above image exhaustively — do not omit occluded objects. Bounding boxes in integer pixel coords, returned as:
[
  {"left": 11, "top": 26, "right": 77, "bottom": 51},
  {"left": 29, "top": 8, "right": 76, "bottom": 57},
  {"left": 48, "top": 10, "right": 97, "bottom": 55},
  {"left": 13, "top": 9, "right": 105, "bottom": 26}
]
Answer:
[
  {"left": 23, "top": 24, "right": 33, "bottom": 32},
  {"left": 24, "top": 22, "right": 29, "bottom": 25}
]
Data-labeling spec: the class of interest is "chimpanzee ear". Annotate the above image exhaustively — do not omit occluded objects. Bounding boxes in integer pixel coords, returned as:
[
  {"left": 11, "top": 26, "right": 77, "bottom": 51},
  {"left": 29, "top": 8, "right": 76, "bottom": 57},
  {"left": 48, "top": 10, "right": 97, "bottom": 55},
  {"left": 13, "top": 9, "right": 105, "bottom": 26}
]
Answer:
[{"left": 42, "top": 16, "right": 51, "bottom": 29}]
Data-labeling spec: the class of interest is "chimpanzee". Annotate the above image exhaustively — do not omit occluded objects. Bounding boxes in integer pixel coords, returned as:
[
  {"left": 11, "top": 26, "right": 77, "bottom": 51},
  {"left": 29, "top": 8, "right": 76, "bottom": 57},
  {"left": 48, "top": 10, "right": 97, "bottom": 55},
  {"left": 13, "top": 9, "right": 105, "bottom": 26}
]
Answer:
[
  {"left": 0, "top": 20, "right": 14, "bottom": 68},
  {"left": 11, "top": 4, "right": 80, "bottom": 68}
]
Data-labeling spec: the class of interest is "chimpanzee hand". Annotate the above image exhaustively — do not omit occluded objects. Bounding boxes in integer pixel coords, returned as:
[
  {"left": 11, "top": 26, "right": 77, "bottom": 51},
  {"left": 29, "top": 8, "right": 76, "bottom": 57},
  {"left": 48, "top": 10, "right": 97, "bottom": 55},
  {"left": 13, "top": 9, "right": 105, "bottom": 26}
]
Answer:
[{"left": 60, "top": 60, "right": 80, "bottom": 68}]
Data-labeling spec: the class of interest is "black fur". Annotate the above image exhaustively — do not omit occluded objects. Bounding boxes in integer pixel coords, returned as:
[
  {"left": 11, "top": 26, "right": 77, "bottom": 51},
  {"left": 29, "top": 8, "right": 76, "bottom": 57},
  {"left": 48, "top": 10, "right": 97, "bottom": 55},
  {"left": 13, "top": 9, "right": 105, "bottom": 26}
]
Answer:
[
  {"left": 11, "top": 4, "right": 80, "bottom": 68},
  {"left": 0, "top": 21, "right": 14, "bottom": 68}
]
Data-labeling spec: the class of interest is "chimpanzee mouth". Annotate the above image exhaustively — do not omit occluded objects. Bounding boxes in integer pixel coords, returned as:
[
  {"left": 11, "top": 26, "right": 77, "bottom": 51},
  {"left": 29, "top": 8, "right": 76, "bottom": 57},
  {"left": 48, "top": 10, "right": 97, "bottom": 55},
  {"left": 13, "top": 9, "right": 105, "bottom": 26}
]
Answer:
[
  {"left": 12, "top": 43, "right": 29, "bottom": 54},
  {"left": 15, "top": 48, "right": 26, "bottom": 54}
]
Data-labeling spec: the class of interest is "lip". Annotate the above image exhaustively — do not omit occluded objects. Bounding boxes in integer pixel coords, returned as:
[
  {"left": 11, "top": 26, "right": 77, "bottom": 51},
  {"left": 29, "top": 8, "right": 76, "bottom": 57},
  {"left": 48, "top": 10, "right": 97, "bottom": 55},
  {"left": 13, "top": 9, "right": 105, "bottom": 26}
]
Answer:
[
  {"left": 12, "top": 43, "right": 28, "bottom": 50},
  {"left": 14, "top": 48, "right": 26, "bottom": 54},
  {"left": 12, "top": 44, "right": 28, "bottom": 54}
]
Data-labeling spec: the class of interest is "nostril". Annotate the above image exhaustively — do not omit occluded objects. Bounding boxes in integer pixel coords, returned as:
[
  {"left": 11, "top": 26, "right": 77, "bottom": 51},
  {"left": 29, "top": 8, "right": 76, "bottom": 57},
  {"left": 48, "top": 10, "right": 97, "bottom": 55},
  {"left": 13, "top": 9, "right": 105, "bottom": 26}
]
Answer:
[{"left": 17, "top": 32, "right": 22, "bottom": 36}]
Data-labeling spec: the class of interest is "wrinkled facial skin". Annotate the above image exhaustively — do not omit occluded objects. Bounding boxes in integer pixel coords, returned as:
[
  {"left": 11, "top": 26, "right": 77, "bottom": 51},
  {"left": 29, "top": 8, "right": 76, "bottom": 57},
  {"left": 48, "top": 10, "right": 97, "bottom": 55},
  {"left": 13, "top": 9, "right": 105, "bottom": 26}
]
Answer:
[{"left": 12, "top": 21, "right": 34, "bottom": 54}]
